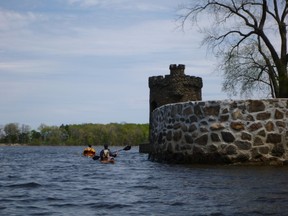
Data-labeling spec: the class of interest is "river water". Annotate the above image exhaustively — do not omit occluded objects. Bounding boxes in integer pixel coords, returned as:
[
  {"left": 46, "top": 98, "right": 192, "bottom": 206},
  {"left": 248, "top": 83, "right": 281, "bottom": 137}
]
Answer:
[{"left": 1, "top": 146, "right": 288, "bottom": 216}]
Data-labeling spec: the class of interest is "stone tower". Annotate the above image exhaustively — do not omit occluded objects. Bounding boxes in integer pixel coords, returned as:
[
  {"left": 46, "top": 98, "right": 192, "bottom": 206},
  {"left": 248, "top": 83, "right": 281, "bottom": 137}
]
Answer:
[{"left": 149, "top": 64, "right": 203, "bottom": 123}]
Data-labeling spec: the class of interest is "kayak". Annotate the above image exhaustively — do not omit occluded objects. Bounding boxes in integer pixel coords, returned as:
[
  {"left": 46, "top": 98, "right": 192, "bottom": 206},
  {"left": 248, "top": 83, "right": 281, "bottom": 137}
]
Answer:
[
  {"left": 83, "top": 150, "right": 96, "bottom": 157},
  {"left": 91, "top": 145, "right": 132, "bottom": 163},
  {"left": 92, "top": 155, "right": 115, "bottom": 163},
  {"left": 100, "top": 157, "right": 115, "bottom": 164}
]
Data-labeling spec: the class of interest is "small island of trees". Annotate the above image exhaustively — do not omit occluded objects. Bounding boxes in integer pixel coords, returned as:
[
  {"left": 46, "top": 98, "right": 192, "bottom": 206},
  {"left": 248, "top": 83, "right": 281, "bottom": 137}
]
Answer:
[{"left": 0, "top": 123, "right": 149, "bottom": 146}]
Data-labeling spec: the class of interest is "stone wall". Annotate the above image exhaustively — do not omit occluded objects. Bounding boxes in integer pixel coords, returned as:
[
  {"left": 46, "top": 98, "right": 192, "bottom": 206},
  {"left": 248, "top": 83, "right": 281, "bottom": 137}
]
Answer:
[{"left": 149, "top": 99, "right": 288, "bottom": 165}]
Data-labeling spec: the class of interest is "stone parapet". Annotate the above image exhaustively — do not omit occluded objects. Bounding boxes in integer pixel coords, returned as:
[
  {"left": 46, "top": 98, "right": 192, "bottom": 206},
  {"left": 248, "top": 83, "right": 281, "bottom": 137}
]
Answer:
[{"left": 149, "top": 99, "right": 288, "bottom": 165}]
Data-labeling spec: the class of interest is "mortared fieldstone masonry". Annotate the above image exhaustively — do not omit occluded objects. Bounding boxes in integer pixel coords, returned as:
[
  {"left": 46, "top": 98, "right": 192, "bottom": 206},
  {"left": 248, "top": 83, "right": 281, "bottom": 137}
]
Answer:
[{"left": 147, "top": 65, "right": 288, "bottom": 165}]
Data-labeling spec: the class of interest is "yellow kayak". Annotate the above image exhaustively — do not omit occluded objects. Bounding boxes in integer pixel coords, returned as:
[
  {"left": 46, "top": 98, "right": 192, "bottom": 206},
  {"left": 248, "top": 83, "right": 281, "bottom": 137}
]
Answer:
[{"left": 83, "top": 150, "right": 96, "bottom": 157}]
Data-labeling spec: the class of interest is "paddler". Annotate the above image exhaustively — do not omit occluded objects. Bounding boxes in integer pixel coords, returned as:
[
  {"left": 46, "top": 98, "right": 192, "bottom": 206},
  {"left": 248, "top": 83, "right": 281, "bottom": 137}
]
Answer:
[
  {"left": 83, "top": 144, "right": 96, "bottom": 156},
  {"left": 99, "top": 144, "right": 117, "bottom": 161}
]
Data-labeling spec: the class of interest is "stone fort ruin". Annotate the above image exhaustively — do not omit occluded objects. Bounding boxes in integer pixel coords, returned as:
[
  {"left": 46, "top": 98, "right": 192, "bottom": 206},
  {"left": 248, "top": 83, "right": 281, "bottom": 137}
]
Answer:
[
  {"left": 145, "top": 64, "right": 288, "bottom": 165},
  {"left": 148, "top": 64, "right": 203, "bottom": 123}
]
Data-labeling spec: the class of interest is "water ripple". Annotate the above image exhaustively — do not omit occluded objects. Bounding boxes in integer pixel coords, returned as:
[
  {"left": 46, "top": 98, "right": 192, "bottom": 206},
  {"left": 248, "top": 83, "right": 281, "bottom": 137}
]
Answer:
[
  {"left": 6, "top": 182, "right": 42, "bottom": 188},
  {"left": 1, "top": 146, "right": 288, "bottom": 216}
]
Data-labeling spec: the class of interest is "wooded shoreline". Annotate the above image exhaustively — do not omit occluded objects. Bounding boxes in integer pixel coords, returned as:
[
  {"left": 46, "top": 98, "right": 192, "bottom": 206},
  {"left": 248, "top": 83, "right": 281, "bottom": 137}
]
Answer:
[{"left": 0, "top": 123, "right": 149, "bottom": 146}]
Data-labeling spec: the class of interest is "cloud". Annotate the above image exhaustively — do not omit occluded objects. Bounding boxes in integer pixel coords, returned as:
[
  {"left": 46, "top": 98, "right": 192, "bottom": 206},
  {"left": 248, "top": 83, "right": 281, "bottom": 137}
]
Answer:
[
  {"left": 0, "top": 0, "right": 229, "bottom": 128},
  {"left": 66, "top": 0, "right": 102, "bottom": 7},
  {"left": 1, "top": 14, "right": 197, "bottom": 57},
  {"left": 66, "top": 0, "right": 173, "bottom": 11},
  {"left": 0, "top": 0, "right": 205, "bottom": 60},
  {"left": 0, "top": 8, "right": 43, "bottom": 31}
]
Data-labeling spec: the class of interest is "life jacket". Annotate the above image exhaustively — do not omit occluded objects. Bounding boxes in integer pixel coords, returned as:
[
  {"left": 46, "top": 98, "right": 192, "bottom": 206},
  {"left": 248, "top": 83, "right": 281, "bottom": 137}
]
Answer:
[
  {"left": 84, "top": 147, "right": 94, "bottom": 152},
  {"left": 103, "top": 149, "right": 109, "bottom": 159}
]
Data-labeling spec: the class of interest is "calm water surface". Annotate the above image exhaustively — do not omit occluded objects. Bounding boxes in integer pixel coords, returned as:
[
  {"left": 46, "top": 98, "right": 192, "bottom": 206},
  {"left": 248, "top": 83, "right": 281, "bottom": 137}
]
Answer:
[{"left": 1, "top": 146, "right": 288, "bottom": 216}]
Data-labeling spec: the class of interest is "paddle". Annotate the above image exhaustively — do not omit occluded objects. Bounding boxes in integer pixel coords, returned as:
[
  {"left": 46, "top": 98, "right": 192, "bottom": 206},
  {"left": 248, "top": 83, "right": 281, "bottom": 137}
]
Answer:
[
  {"left": 92, "top": 155, "right": 100, "bottom": 160},
  {"left": 92, "top": 145, "right": 131, "bottom": 161},
  {"left": 116, "top": 145, "right": 131, "bottom": 152}
]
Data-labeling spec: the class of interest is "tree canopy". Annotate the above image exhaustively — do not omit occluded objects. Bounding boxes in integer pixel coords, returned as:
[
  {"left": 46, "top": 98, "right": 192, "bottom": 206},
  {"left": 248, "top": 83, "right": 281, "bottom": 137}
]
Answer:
[
  {"left": 179, "top": 0, "right": 288, "bottom": 98},
  {"left": 0, "top": 123, "right": 149, "bottom": 146}
]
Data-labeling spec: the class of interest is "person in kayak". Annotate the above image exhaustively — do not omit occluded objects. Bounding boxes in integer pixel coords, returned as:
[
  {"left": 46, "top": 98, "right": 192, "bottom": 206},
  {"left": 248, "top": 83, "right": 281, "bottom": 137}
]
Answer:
[
  {"left": 100, "top": 144, "right": 117, "bottom": 161},
  {"left": 83, "top": 144, "right": 96, "bottom": 156}
]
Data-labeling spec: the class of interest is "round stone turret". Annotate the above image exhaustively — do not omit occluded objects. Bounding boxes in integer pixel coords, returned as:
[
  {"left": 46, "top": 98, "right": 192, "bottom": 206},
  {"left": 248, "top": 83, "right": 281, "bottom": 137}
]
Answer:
[{"left": 149, "top": 64, "right": 203, "bottom": 124}]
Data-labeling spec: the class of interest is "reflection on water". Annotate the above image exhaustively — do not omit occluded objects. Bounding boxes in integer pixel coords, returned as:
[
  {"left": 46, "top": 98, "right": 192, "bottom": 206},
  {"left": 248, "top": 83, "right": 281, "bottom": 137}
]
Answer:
[{"left": 1, "top": 146, "right": 288, "bottom": 216}]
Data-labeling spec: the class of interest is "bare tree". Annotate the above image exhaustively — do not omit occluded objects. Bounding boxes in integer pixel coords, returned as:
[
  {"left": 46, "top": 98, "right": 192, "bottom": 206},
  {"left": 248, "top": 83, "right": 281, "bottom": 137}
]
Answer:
[
  {"left": 220, "top": 38, "right": 276, "bottom": 98},
  {"left": 179, "top": 0, "right": 288, "bottom": 98},
  {"left": 19, "top": 124, "right": 31, "bottom": 144}
]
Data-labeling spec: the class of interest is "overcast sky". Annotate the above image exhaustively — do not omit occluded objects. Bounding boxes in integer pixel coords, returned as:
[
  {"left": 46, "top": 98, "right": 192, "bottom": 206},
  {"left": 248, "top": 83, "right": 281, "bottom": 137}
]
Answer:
[{"left": 0, "top": 0, "right": 228, "bottom": 129}]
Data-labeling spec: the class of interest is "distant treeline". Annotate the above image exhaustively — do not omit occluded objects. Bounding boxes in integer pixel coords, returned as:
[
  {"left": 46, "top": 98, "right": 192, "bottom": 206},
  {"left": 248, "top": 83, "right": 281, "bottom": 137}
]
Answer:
[{"left": 0, "top": 123, "right": 149, "bottom": 146}]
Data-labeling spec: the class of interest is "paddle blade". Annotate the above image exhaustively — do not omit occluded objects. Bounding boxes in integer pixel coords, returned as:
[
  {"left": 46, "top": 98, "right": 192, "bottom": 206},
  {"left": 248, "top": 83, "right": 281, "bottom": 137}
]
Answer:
[
  {"left": 123, "top": 145, "right": 131, "bottom": 151},
  {"left": 92, "top": 155, "right": 100, "bottom": 160}
]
